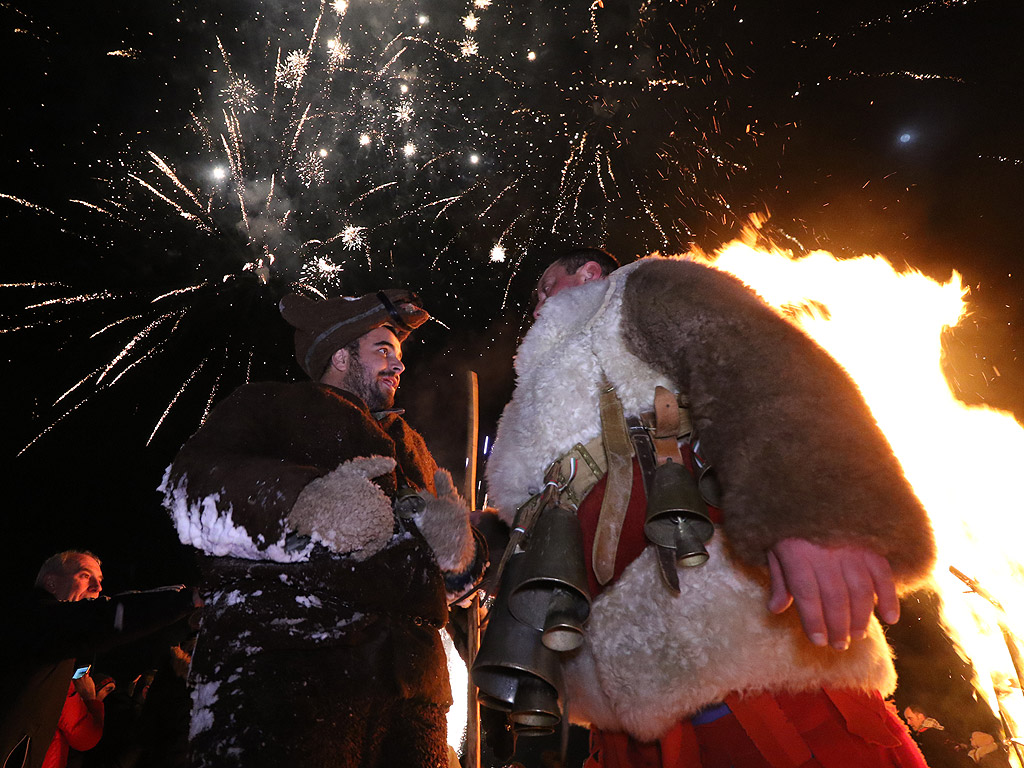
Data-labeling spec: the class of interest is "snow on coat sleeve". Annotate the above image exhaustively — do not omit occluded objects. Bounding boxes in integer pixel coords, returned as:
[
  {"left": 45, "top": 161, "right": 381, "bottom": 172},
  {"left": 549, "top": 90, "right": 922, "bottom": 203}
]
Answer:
[
  {"left": 619, "top": 257, "right": 936, "bottom": 588},
  {"left": 161, "top": 382, "right": 406, "bottom": 561},
  {"left": 160, "top": 384, "right": 324, "bottom": 559}
]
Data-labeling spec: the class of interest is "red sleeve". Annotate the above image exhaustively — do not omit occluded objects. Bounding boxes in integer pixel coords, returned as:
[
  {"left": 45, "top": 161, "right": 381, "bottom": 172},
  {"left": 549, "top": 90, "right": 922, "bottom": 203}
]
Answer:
[{"left": 57, "top": 693, "right": 104, "bottom": 752}]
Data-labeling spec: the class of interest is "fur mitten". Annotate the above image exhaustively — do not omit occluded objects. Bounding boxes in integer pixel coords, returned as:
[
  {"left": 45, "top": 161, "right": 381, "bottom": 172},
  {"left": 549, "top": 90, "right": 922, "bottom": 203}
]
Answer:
[
  {"left": 287, "top": 456, "right": 396, "bottom": 561},
  {"left": 412, "top": 469, "right": 475, "bottom": 572}
]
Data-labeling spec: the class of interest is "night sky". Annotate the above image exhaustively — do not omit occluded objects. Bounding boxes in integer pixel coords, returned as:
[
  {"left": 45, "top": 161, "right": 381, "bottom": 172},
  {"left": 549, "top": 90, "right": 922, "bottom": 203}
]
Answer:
[{"left": 2, "top": 0, "right": 1023, "bottom": 746}]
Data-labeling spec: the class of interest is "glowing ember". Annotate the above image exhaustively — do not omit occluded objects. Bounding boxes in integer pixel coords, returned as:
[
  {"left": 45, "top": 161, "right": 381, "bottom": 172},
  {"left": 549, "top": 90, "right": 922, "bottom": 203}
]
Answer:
[
  {"left": 295, "top": 151, "right": 326, "bottom": 187},
  {"left": 704, "top": 225, "right": 1024, "bottom": 759},
  {"left": 300, "top": 255, "right": 344, "bottom": 287},
  {"left": 334, "top": 225, "right": 364, "bottom": 250}
]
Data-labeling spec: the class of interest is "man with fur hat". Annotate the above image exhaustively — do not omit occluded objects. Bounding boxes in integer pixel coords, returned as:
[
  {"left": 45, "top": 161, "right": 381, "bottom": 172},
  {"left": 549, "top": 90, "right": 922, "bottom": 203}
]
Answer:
[
  {"left": 484, "top": 250, "right": 935, "bottom": 767},
  {"left": 161, "top": 289, "right": 484, "bottom": 768}
]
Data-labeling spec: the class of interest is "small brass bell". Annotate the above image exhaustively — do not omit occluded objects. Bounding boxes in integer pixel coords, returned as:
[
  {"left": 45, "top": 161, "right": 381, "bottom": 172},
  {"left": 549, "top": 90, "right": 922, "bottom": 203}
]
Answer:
[
  {"left": 509, "top": 676, "right": 561, "bottom": 735},
  {"left": 393, "top": 484, "right": 425, "bottom": 519}
]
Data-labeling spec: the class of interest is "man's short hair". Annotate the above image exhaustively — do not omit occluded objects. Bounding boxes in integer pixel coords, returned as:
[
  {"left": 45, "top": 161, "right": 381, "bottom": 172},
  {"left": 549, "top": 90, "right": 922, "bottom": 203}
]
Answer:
[
  {"left": 553, "top": 247, "right": 619, "bottom": 277},
  {"left": 35, "top": 550, "right": 101, "bottom": 589}
]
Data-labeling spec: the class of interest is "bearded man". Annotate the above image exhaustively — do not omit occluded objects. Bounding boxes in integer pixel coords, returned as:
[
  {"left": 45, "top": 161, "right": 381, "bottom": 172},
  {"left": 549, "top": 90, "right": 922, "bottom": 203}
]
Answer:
[
  {"left": 484, "top": 250, "right": 935, "bottom": 768},
  {"left": 161, "top": 289, "right": 484, "bottom": 768}
]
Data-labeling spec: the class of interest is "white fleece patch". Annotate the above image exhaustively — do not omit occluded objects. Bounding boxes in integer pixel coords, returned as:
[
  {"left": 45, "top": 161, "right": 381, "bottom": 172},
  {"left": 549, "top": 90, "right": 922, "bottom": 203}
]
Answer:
[
  {"left": 487, "top": 260, "right": 673, "bottom": 522},
  {"left": 159, "top": 466, "right": 314, "bottom": 563},
  {"left": 562, "top": 537, "right": 896, "bottom": 741}
]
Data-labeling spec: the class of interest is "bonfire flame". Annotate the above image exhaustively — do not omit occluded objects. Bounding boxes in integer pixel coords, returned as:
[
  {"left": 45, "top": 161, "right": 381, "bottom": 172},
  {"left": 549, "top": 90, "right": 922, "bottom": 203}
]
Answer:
[{"left": 704, "top": 224, "right": 1024, "bottom": 764}]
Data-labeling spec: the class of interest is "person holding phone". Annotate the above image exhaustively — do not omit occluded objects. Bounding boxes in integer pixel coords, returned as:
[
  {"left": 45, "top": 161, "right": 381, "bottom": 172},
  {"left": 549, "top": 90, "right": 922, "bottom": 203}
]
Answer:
[
  {"left": 0, "top": 551, "right": 197, "bottom": 768},
  {"left": 40, "top": 669, "right": 117, "bottom": 768}
]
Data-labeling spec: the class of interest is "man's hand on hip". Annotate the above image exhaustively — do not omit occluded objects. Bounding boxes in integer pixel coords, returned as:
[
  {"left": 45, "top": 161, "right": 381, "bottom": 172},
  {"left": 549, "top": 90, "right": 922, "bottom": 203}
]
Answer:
[{"left": 767, "top": 537, "right": 900, "bottom": 651}]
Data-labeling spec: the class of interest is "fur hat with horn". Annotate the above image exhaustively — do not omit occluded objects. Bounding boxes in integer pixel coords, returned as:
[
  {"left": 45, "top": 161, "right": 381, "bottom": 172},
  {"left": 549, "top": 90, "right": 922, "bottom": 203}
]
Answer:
[{"left": 279, "top": 289, "right": 429, "bottom": 379}]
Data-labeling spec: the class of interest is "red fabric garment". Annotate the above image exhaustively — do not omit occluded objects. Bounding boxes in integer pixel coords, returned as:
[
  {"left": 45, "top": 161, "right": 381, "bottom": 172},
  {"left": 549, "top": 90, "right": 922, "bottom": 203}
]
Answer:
[
  {"left": 40, "top": 681, "right": 104, "bottom": 768},
  {"left": 575, "top": 449, "right": 721, "bottom": 596},
  {"left": 583, "top": 689, "right": 929, "bottom": 768},
  {"left": 576, "top": 460, "right": 650, "bottom": 596}
]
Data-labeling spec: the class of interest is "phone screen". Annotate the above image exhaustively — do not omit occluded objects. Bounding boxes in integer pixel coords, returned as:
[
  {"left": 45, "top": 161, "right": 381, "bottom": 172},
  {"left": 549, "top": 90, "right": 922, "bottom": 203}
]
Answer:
[{"left": 73, "top": 665, "right": 91, "bottom": 679}]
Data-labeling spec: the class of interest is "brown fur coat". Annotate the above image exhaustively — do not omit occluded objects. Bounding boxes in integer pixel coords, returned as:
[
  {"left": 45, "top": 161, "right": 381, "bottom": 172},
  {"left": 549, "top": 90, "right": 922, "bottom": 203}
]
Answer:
[
  {"left": 485, "top": 256, "right": 935, "bottom": 740},
  {"left": 621, "top": 257, "right": 935, "bottom": 580}
]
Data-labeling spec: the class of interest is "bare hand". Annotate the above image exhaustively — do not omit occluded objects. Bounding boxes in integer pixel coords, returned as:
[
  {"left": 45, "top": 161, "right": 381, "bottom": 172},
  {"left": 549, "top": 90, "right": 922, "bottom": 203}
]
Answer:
[
  {"left": 96, "top": 681, "right": 116, "bottom": 701},
  {"left": 73, "top": 674, "right": 98, "bottom": 701},
  {"left": 767, "top": 538, "right": 899, "bottom": 651}
]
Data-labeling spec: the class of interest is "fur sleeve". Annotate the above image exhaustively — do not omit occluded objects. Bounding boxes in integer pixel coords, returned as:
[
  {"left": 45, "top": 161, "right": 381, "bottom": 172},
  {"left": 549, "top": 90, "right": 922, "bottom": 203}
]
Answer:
[
  {"left": 620, "top": 258, "right": 935, "bottom": 588},
  {"left": 165, "top": 382, "right": 397, "bottom": 550}
]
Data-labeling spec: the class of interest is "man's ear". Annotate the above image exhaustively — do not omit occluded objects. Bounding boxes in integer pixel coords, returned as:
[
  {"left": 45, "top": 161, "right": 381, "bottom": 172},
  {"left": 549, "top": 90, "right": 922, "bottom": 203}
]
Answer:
[
  {"left": 329, "top": 347, "right": 350, "bottom": 374},
  {"left": 580, "top": 261, "right": 603, "bottom": 283},
  {"left": 42, "top": 574, "right": 57, "bottom": 594}
]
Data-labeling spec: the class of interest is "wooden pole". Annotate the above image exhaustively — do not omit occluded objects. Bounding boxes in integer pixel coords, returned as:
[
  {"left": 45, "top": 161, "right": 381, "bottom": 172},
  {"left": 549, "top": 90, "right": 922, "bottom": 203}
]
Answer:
[{"left": 464, "top": 371, "right": 481, "bottom": 768}]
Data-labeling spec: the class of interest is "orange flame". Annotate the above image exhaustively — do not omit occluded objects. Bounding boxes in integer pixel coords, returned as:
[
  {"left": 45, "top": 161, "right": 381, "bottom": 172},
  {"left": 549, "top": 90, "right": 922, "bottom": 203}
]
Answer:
[{"left": 701, "top": 225, "right": 1024, "bottom": 762}]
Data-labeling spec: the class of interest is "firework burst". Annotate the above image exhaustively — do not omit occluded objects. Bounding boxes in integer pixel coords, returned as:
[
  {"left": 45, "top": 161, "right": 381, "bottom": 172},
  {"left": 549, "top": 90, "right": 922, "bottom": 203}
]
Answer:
[{"left": 2, "top": 0, "right": 1009, "bottom": 452}]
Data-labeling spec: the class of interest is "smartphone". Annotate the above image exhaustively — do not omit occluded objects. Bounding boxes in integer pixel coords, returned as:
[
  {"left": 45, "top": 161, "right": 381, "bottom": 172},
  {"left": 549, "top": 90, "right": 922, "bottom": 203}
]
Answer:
[{"left": 73, "top": 665, "right": 91, "bottom": 680}]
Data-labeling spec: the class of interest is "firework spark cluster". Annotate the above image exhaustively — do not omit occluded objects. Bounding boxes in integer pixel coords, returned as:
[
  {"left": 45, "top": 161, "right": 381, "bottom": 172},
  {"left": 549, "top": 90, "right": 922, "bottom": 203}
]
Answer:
[
  {"left": 1, "top": 0, "right": 1007, "bottom": 451},
  {"left": 2, "top": 0, "right": 777, "bottom": 448}
]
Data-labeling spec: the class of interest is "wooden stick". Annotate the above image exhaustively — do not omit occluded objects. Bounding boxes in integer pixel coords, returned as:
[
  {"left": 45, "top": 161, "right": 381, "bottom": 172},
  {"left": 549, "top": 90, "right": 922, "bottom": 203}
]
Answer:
[{"left": 464, "top": 371, "right": 481, "bottom": 768}]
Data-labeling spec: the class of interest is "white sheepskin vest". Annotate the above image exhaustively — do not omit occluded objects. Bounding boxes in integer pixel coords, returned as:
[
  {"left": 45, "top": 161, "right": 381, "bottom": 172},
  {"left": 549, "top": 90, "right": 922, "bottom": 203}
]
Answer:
[{"left": 486, "top": 258, "right": 897, "bottom": 741}]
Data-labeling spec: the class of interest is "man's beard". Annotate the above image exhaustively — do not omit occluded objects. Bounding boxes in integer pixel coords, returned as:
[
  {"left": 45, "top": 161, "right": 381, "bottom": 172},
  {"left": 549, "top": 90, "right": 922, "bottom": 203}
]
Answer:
[{"left": 342, "top": 352, "right": 395, "bottom": 411}]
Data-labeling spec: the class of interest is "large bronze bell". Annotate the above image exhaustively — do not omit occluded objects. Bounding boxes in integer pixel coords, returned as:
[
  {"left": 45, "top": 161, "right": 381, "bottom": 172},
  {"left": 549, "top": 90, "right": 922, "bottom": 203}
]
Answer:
[
  {"left": 472, "top": 553, "right": 564, "bottom": 734},
  {"left": 508, "top": 504, "right": 592, "bottom": 652},
  {"left": 644, "top": 459, "right": 714, "bottom": 567}
]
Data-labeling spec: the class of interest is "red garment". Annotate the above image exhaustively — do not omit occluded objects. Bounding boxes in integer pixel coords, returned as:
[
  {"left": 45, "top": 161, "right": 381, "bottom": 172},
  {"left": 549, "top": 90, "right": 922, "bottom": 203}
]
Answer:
[
  {"left": 584, "top": 689, "right": 928, "bottom": 768},
  {"left": 575, "top": 449, "right": 722, "bottom": 596},
  {"left": 41, "top": 682, "right": 104, "bottom": 768}
]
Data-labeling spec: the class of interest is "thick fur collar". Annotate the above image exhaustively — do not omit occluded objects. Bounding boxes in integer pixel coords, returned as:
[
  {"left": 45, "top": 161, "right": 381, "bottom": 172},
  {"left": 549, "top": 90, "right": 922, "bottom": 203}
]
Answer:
[{"left": 487, "top": 261, "right": 673, "bottom": 523}]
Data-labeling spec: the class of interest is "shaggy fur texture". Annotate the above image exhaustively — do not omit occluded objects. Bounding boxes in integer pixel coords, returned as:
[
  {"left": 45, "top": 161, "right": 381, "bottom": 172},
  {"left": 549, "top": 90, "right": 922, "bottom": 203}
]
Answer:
[
  {"left": 412, "top": 468, "right": 476, "bottom": 572},
  {"left": 487, "top": 261, "right": 675, "bottom": 519},
  {"left": 620, "top": 257, "right": 935, "bottom": 584},
  {"left": 562, "top": 538, "right": 896, "bottom": 741},
  {"left": 485, "top": 256, "right": 935, "bottom": 741},
  {"left": 288, "top": 456, "right": 398, "bottom": 561}
]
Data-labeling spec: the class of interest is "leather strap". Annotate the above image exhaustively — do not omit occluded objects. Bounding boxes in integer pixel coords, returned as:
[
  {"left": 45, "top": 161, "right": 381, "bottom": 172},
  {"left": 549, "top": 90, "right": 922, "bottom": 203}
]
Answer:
[
  {"left": 550, "top": 438, "right": 607, "bottom": 509},
  {"left": 592, "top": 377, "right": 635, "bottom": 586},
  {"left": 652, "top": 386, "right": 685, "bottom": 466}
]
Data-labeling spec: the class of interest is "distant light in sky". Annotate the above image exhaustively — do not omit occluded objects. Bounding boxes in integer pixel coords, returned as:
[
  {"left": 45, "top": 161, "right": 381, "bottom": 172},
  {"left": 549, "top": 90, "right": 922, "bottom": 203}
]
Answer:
[
  {"left": 469, "top": 153, "right": 480, "bottom": 164},
  {"left": 212, "top": 166, "right": 227, "bottom": 180},
  {"left": 899, "top": 132, "right": 914, "bottom": 144}
]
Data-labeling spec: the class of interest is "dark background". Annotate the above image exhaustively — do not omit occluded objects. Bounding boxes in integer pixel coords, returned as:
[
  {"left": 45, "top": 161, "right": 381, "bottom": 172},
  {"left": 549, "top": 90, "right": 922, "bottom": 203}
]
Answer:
[{"left": 2, "top": 0, "right": 1022, "bottom": 753}]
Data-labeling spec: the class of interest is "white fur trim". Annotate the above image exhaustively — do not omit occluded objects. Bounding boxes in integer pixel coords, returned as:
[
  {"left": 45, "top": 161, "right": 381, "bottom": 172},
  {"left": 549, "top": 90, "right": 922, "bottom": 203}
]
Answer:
[{"left": 487, "top": 260, "right": 673, "bottom": 523}]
